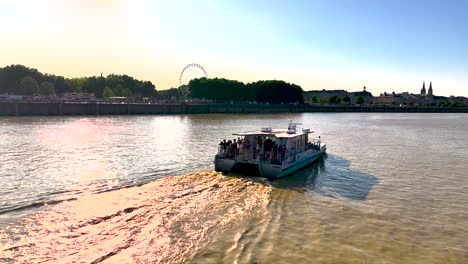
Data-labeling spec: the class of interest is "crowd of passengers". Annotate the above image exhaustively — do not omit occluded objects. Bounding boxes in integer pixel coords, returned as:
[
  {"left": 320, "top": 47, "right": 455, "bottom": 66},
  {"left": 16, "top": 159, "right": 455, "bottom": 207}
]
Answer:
[
  {"left": 262, "top": 138, "right": 287, "bottom": 164},
  {"left": 218, "top": 137, "right": 289, "bottom": 164},
  {"left": 218, "top": 138, "right": 245, "bottom": 158}
]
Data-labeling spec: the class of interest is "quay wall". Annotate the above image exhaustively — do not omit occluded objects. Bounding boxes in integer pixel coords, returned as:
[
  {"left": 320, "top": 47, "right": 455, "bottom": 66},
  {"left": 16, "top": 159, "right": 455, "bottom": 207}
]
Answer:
[{"left": 0, "top": 102, "right": 467, "bottom": 116}]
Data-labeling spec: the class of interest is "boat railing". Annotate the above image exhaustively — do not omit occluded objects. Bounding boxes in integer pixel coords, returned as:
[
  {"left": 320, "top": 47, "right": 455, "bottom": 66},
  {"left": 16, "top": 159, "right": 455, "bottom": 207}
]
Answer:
[
  {"left": 259, "top": 150, "right": 289, "bottom": 165},
  {"left": 217, "top": 146, "right": 239, "bottom": 160},
  {"left": 308, "top": 141, "right": 321, "bottom": 151},
  {"left": 218, "top": 144, "right": 320, "bottom": 163},
  {"left": 218, "top": 143, "right": 259, "bottom": 161}
]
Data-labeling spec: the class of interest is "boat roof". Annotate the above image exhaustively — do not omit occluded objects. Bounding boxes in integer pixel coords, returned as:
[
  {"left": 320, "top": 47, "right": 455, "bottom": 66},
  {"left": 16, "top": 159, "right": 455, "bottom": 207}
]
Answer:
[{"left": 233, "top": 128, "right": 313, "bottom": 138}]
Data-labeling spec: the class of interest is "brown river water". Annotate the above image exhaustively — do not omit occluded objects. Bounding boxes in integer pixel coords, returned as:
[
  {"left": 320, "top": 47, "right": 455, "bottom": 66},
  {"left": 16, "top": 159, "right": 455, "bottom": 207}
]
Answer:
[{"left": 0, "top": 113, "right": 467, "bottom": 263}]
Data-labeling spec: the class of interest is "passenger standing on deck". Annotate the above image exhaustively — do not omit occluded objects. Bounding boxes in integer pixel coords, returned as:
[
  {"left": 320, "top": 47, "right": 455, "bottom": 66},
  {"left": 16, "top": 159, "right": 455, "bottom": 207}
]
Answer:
[
  {"left": 282, "top": 144, "right": 286, "bottom": 161},
  {"left": 239, "top": 138, "right": 244, "bottom": 154},
  {"left": 233, "top": 139, "right": 238, "bottom": 156},
  {"left": 227, "top": 140, "right": 233, "bottom": 157},
  {"left": 219, "top": 141, "right": 224, "bottom": 155},
  {"left": 278, "top": 144, "right": 283, "bottom": 163},
  {"left": 221, "top": 139, "right": 227, "bottom": 157},
  {"left": 245, "top": 138, "right": 250, "bottom": 159},
  {"left": 272, "top": 143, "right": 278, "bottom": 163}
]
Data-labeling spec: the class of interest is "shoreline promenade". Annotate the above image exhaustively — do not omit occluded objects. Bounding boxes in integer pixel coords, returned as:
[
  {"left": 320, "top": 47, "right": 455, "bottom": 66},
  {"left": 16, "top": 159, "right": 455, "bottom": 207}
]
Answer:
[{"left": 1, "top": 101, "right": 467, "bottom": 116}]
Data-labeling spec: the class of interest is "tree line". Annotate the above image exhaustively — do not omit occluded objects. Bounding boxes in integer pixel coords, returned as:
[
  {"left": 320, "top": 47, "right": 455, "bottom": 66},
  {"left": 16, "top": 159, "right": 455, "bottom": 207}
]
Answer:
[
  {"left": 307, "top": 95, "right": 364, "bottom": 105},
  {"left": 189, "top": 78, "right": 303, "bottom": 103},
  {"left": 0, "top": 65, "right": 157, "bottom": 97},
  {"left": 1, "top": 65, "right": 304, "bottom": 103}
]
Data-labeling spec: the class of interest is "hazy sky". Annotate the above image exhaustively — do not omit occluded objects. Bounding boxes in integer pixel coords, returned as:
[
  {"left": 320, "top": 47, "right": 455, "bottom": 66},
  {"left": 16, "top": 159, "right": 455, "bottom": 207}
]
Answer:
[{"left": 1, "top": 0, "right": 467, "bottom": 96}]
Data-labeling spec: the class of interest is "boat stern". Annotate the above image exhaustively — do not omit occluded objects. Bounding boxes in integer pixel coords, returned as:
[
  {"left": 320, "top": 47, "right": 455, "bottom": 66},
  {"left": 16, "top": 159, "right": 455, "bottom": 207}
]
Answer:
[
  {"left": 259, "top": 163, "right": 283, "bottom": 179},
  {"left": 214, "top": 155, "right": 236, "bottom": 174}
]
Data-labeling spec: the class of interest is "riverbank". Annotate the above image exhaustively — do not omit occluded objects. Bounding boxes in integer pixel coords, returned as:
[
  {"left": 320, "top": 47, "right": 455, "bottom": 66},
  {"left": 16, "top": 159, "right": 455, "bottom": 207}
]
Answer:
[
  {"left": 0, "top": 171, "right": 271, "bottom": 263},
  {"left": 1, "top": 101, "right": 467, "bottom": 116}
]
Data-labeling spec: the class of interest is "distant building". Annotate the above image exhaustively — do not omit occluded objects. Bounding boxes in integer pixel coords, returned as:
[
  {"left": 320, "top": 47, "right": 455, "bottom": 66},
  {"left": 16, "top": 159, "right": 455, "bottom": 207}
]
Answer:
[
  {"left": 420, "top": 81, "right": 434, "bottom": 104},
  {"left": 449, "top": 96, "right": 468, "bottom": 106},
  {"left": 375, "top": 91, "right": 405, "bottom": 105},
  {"left": 303, "top": 87, "right": 373, "bottom": 105},
  {"left": 304, "top": 82, "right": 460, "bottom": 107},
  {"left": 376, "top": 82, "right": 448, "bottom": 106},
  {"left": 349, "top": 87, "right": 374, "bottom": 104},
  {"left": 303, "top": 89, "right": 349, "bottom": 103}
]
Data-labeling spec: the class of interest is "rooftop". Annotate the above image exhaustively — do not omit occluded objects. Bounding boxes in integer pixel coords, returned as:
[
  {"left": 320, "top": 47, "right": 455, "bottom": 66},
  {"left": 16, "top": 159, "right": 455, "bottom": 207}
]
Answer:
[{"left": 233, "top": 128, "right": 313, "bottom": 138}]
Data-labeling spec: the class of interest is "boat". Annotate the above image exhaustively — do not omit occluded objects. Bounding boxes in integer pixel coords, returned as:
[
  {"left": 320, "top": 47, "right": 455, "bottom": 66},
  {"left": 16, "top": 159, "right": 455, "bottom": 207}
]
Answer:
[{"left": 214, "top": 121, "right": 326, "bottom": 179}]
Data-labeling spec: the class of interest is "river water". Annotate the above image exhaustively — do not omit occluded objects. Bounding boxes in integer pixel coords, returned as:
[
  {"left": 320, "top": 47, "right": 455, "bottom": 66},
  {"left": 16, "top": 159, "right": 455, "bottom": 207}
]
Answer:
[{"left": 0, "top": 113, "right": 467, "bottom": 263}]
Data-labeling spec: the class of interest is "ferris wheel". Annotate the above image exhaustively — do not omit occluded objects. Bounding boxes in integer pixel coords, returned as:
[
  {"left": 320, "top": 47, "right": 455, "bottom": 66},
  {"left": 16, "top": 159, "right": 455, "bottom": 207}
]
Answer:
[{"left": 179, "top": 63, "right": 208, "bottom": 98}]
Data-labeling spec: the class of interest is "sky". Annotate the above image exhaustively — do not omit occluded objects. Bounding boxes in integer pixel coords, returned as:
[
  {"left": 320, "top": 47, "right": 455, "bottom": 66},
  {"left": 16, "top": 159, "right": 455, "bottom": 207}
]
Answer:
[{"left": 1, "top": 0, "right": 467, "bottom": 96}]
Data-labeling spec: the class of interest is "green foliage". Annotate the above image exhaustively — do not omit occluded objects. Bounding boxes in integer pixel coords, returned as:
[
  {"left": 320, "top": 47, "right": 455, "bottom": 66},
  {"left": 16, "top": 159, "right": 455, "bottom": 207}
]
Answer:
[
  {"left": 20, "top": 76, "right": 39, "bottom": 95},
  {"left": 54, "top": 76, "right": 70, "bottom": 95},
  {"left": 329, "top": 96, "right": 338, "bottom": 104},
  {"left": 2, "top": 64, "right": 304, "bottom": 103},
  {"left": 438, "top": 101, "right": 456, "bottom": 107},
  {"left": 336, "top": 97, "right": 342, "bottom": 104},
  {"left": 66, "top": 78, "right": 85, "bottom": 93},
  {"left": 158, "top": 88, "right": 180, "bottom": 99},
  {"left": 1, "top": 65, "right": 41, "bottom": 95},
  {"left": 250, "top": 80, "right": 303, "bottom": 104},
  {"left": 0, "top": 64, "right": 157, "bottom": 97},
  {"left": 356, "top": 96, "right": 364, "bottom": 104},
  {"left": 343, "top": 96, "right": 350, "bottom": 103},
  {"left": 312, "top": 96, "right": 317, "bottom": 103},
  {"left": 103, "top": 86, "right": 114, "bottom": 97},
  {"left": 39, "top": 81, "right": 55, "bottom": 95},
  {"left": 189, "top": 77, "right": 253, "bottom": 101},
  {"left": 121, "top": 88, "right": 132, "bottom": 97},
  {"left": 188, "top": 78, "right": 303, "bottom": 103},
  {"left": 318, "top": 98, "right": 326, "bottom": 105}
]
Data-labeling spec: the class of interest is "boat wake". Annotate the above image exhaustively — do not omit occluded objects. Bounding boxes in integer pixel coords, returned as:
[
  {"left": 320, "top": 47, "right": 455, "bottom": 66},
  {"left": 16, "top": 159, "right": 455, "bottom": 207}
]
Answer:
[{"left": 0, "top": 171, "right": 271, "bottom": 263}]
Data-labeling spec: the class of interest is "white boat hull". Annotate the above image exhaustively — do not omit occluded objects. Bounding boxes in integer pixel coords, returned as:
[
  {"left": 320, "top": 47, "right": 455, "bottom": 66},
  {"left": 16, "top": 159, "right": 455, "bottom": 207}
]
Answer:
[
  {"left": 259, "top": 150, "right": 324, "bottom": 178},
  {"left": 214, "top": 155, "right": 236, "bottom": 173}
]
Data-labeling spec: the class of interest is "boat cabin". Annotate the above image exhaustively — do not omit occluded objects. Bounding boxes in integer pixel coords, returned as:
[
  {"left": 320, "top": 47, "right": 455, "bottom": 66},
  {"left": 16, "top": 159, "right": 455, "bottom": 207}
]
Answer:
[{"left": 217, "top": 122, "right": 322, "bottom": 166}]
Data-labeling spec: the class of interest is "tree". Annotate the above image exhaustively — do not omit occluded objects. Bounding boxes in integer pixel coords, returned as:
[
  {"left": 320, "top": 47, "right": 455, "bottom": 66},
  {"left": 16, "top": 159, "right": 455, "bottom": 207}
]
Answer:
[
  {"left": 189, "top": 78, "right": 304, "bottom": 103},
  {"left": 329, "top": 95, "right": 337, "bottom": 104},
  {"left": 336, "top": 98, "right": 342, "bottom": 104},
  {"left": 0, "top": 65, "right": 43, "bottom": 94},
  {"left": 67, "top": 78, "right": 85, "bottom": 93},
  {"left": 39, "top": 81, "right": 55, "bottom": 95},
  {"left": 20, "top": 76, "right": 39, "bottom": 95},
  {"left": 0, "top": 65, "right": 158, "bottom": 97},
  {"left": 121, "top": 88, "right": 132, "bottom": 97},
  {"left": 356, "top": 96, "right": 364, "bottom": 104},
  {"left": 103, "top": 86, "right": 114, "bottom": 97},
  {"left": 318, "top": 98, "right": 326, "bottom": 105},
  {"left": 343, "top": 96, "right": 350, "bottom": 104},
  {"left": 251, "top": 80, "right": 303, "bottom": 104},
  {"left": 189, "top": 77, "right": 252, "bottom": 101},
  {"left": 54, "top": 76, "right": 69, "bottom": 95},
  {"left": 312, "top": 96, "right": 317, "bottom": 103},
  {"left": 157, "top": 88, "right": 180, "bottom": 99},
  {"left": 113, "top": 84, "right": 124, "bottom": 96}
]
